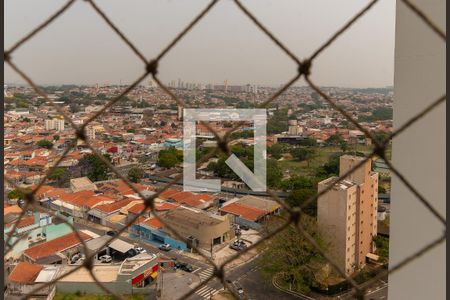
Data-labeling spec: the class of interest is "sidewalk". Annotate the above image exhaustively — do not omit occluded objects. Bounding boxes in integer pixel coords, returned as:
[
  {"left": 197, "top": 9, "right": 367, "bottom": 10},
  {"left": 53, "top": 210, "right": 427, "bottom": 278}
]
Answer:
[{"left": 159, "top": 269, "right": 201, "bottom": 300}]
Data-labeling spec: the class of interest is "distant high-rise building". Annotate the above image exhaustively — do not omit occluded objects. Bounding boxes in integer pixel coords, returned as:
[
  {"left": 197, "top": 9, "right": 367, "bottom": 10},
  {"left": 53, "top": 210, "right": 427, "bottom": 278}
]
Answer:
[
  {"left": 45, "top": 117, "right": 65, "bottom": 132},
  {"left": 86, "top": 126, "right": 96, "bottom": 140},
  {"left": 177, "top": 105, "right": 183, "bottom": 121},
  {"left": 317, "top": 155, "right": 379, "bottom": 275}
]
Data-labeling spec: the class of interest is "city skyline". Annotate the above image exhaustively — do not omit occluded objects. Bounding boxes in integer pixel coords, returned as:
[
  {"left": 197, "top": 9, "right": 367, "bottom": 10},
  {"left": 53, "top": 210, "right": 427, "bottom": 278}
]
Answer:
[{"left": 5, "top": 0, "right": 395, "bottom": 88}]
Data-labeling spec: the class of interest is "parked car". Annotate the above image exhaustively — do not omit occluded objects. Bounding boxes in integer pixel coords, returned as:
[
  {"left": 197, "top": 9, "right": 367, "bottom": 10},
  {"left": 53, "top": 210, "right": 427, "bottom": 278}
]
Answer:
[
  {"left": 179, "top": 263, "right": 194, "bottom": 272},
  {"left": 158, "top": 243, "right": 172, "bottom": 251},
  {"left": 239, "top": 224, "right": 250, "bottom": 231},
  {"left": 99, "top": 255, "right": 112, "bottom": 263},
  {"left": 233, "top": 282, "right": 245, "bottom": 298},
  {"left": 106, "top": 230, "right": 118, "bottom": 237},
  {"left": 70, "top": 253, "right": 81, "bottom": 264},
  {"left": 229, "top": 240, "right": 247, "bottom": 251},
  {"left": 127, "top": 248, "right": 137, "bottom": 258},
  {"left": 135, "top": 247, "right": 146, "bottom": 254}
]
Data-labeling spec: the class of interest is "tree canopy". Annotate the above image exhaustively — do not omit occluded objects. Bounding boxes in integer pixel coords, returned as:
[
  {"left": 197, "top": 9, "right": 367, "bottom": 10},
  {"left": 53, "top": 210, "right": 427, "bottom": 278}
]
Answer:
[
  {"left": 75, "top": 153, "right": 111, "bottom": 182},
  {"left": 158, "top": 148, "right": 183, "bottom": 168},
  {"left": 36, "top": 140, "right": 53, "bottom": 149},
  {"left": 128, "top": 167, "right": 144, "bottom": 183},
  {"left": 260, "top": 215, "right": 329, "bottom": 294}
]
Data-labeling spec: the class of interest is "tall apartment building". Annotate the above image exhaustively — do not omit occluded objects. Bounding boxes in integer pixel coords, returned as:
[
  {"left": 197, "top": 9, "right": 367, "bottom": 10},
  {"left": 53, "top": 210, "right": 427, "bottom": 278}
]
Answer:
[
  {"left": 45, "top": 118, "right": 65, "bottom": 131},
  {"left": 86, "top": 125, "right": 96, "bottom": 140},
  {"left": 317, "top": 155, "right": 379, "bottom": 275}
]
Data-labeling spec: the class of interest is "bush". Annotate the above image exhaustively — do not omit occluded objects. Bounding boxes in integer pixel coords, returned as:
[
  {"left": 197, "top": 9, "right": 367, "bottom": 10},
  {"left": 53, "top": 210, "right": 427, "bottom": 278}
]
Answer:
[{"left": 36, "top": 139, "right": 53, "bottom": 149}]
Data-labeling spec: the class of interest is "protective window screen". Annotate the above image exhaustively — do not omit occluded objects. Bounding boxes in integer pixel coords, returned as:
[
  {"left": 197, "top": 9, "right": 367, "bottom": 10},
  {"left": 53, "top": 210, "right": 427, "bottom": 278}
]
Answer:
[{"left": 3, "top": 1, "right": 446, "bottom": 299}]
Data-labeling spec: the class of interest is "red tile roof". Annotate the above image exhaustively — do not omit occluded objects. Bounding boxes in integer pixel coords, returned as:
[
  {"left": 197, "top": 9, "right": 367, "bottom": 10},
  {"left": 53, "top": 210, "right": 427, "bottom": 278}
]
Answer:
[
  {"left": 220, "top": 202, "right": 266, "bottom": 222},
  {"left": 24, "top": 231, "right": 92, "bottom": 261},
  {"left": 5, "top": 215, "right": 35, "bottom": 229},
  {"left": 155, "top": 202, "right": 179, "bottom": 211},
  {"left": 60, "top": 190, "right": 96, "bottom": 206},
  {"left": 143, "top": 217, "right": 162, "bottom": 229},
  {"left": 170, "top": 191, "right": 193, "bottom": 202},
  {"left": 33, "top": 185, "right": 56, "bottom": 199},
  {"left": 93, "top": 198, "right": 134, "bottom": 213},
  {"left": 9, "top": 262, "right": 43, "bottom": 283},
  {"left": 24, "top": 156, "right": 48, "bottom": 167},
  {"left": 4, "top": 205, "right": 22, "bottom": 216},
  {"left": 158, "top": 189, "right": 180, "bottom": 200},
  {"left": 127, "top": 203, "right": 149, "bottom": 215}
]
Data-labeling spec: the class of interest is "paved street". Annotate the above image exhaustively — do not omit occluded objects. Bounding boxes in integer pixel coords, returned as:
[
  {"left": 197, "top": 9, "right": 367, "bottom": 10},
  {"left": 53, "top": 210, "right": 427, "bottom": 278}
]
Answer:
[
  {"left": 226, "top": 257, "right": 298, "bottom": 300},
  {"left": 74, "top": 220, "right": 388, "bottom": 300},
  {"left": 359, "top": 283, "right": 388, "bottom": 300}
]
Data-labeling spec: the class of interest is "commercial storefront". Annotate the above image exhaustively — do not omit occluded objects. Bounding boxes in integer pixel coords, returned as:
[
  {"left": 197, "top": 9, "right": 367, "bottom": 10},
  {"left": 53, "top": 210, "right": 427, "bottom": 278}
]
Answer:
[{"left": 131, "top": 263, "right": 159, "bottom": 288}]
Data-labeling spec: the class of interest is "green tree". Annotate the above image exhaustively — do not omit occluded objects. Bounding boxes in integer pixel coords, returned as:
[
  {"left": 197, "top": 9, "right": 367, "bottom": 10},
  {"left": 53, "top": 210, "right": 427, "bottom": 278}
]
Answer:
[
  {"left": 325, "top": 134, "right": 344, "bottom": 146},
  {"left": 372, "top": 131, "right": 390, "bottom": 145},
  {"left": 53, "top": 135, "right": 60, "bottom": 141},
  {"left": 158, "top": 148, "right": 183, "bottom": 168},
  {"left": 266, "top": 159, "right": 283, "bottom": 188},
  {"left": 48, "top": 167, "right": 69, "bottom": 187},
  {"left": 36, "top": 139, "right": 53, "bottom": 149},
  {"left": 286, "top": 189, "right": 317, "bottom": 216},
  {"left": 16, "top": 100, "right": 29, "bottom": 108},
  {"left": 8, "top": 189, "right": 25, "bottom": 200},
  {"left": 230, "top": 130, "right": 254, "bottom": 140},
  {"left": 281, "top": 176, "right": 315, "bottom": 191},
  {"left": 373, "top": 236, "right": 389, "bottom": 263},
  {"left": 260, "top": 215, "right": 329, "bottom": 294},
  {"left": 128, "top": 167, "right": 144, "bottom": 183},
  {"left": 378, "top": 184, "right": 387, "bottom": 194},
  {"left": 339, "top": 141, "right": 349, "bottom": 153},
  {"left": 267, "top": 143, "right": 290, "bottom": 159},
  {"left": 282, "top": 176, "right": 317, "bottom": 216},
  {"left": 267, "top": 109, "right": 289, "bottom": 134},
  {"left": 298, "top": 138, "right": 317, "bottom": 147},
  {"left": 315, "top": 152, "right": 343, "bottom": 178},
  {"left": 207, "top": 157, "right": 239, "bottom": 180},
  {"left": 359, "top": 107, "right": 393, "bottom": 122},
  {"left": 77, "top": 154, "right": 111, "bottom": 181},
  {"left": 290, "top": 148, "right": 316, "bottom": 167}
]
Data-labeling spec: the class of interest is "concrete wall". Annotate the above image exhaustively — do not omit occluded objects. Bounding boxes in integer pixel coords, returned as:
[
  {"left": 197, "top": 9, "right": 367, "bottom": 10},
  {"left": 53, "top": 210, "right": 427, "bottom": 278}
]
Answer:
[
  {"left": 235, "top": 217, "right": 261, "bottom": 230},
  {"left": 390, "top": 0, "right": 446, "bottom": 299},
  {"left": 56, "top": 281, "right": 132, "bottom": 295}
]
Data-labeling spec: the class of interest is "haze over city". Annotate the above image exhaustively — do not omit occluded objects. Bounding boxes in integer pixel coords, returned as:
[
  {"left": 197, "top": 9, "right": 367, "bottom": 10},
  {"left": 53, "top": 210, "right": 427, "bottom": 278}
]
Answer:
[{"left": 5, "top": 0, "right": 395, "bottom": 87}]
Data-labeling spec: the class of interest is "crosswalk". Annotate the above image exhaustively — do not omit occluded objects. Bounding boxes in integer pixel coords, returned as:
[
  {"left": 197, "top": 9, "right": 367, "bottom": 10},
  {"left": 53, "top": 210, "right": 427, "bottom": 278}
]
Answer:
[
  {"left": 194, "top": 285, "right": 219, "bottom": 299},
  {"left": 194, "top": 267, "right": 218, "bottom": 299},
  {"left": 197, "top": 267, "right": 214, "bottom": 281}
]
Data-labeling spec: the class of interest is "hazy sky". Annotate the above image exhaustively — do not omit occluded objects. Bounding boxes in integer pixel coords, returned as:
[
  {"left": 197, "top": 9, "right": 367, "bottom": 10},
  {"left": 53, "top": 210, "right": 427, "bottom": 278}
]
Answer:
[{"left": 5, "top": 0, "right": 396, "bottom": 88}]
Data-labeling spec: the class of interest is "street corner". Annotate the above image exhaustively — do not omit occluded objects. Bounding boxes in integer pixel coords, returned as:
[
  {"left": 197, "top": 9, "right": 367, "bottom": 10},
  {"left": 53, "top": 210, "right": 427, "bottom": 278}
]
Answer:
[{"left": 159, "top": 269, "right": 201, "bottom": 300}]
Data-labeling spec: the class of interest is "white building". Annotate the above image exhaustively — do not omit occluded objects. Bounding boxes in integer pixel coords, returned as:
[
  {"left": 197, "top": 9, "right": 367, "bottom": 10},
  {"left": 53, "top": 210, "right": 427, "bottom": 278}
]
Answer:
[
  {"left": 86, "top": 126, "right": 96, "bottom": 140},
  {"left": 45, "top": 118, "right": 65, "bottom": 131}
]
